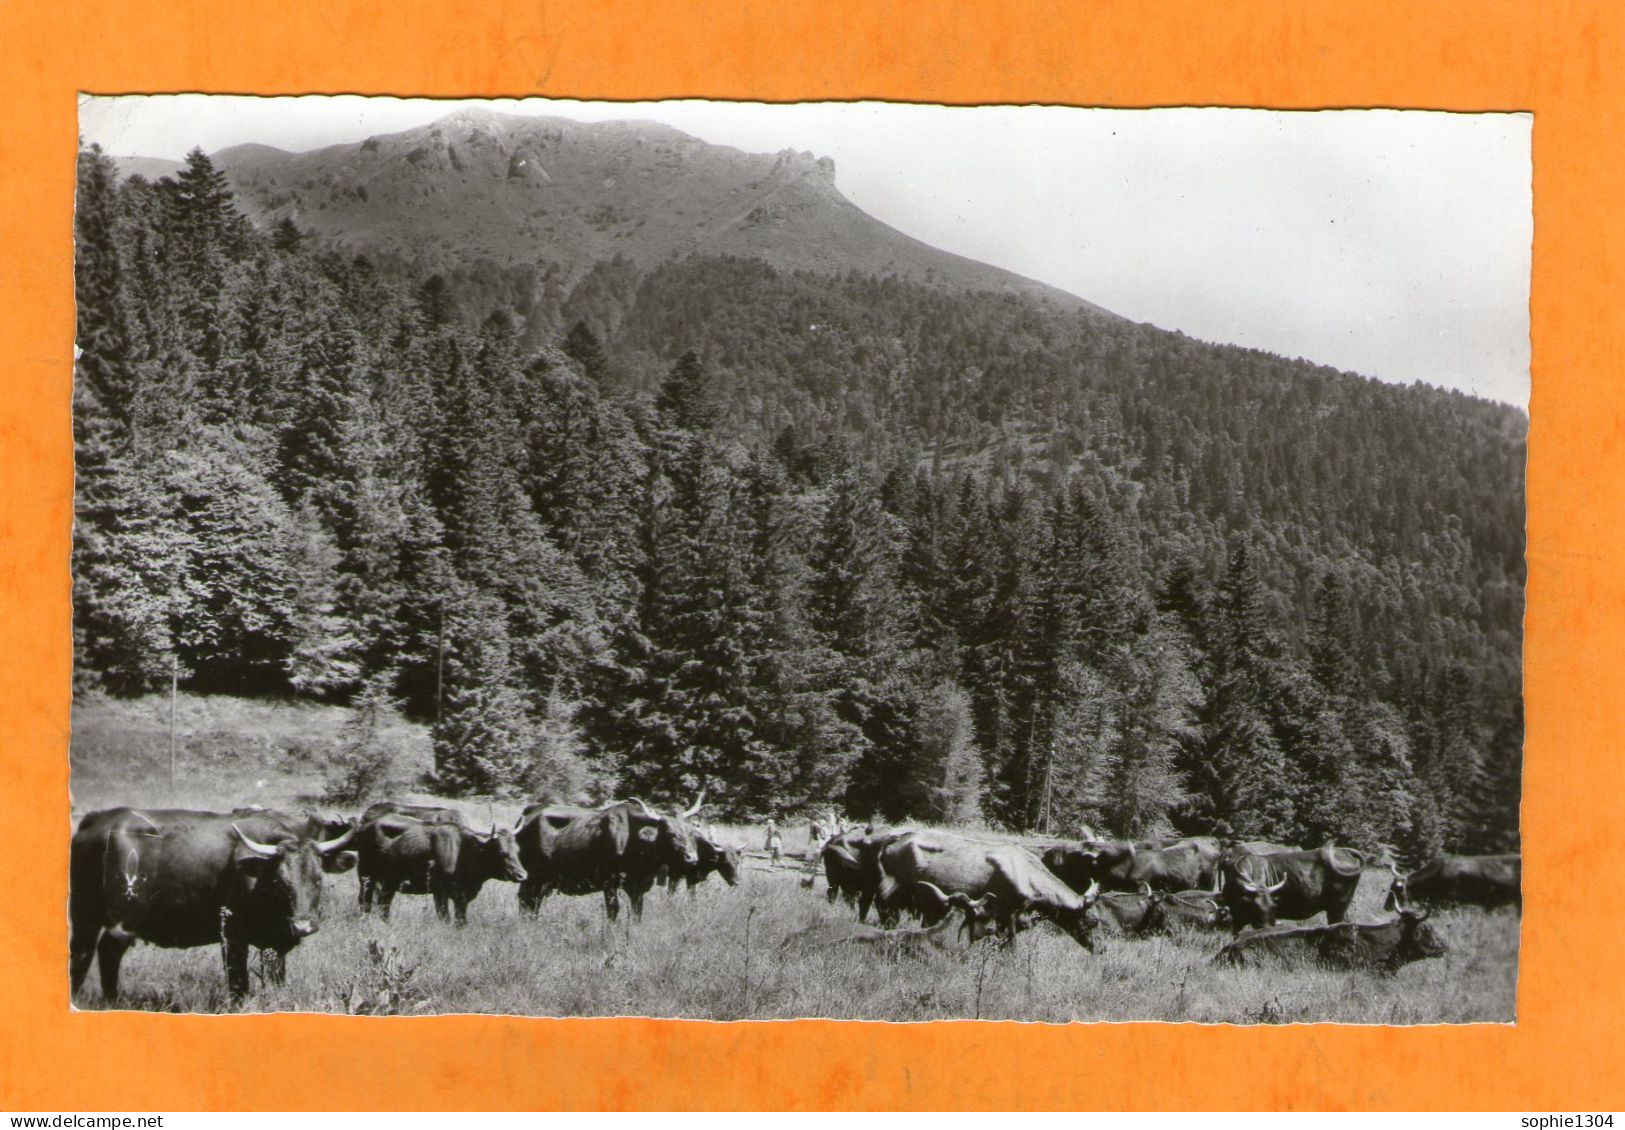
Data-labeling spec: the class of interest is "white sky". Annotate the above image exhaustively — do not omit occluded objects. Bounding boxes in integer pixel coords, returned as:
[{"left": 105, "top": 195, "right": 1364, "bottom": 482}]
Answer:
[{"left": 79, "top": 95, "right": 1532, "bottom": 407}]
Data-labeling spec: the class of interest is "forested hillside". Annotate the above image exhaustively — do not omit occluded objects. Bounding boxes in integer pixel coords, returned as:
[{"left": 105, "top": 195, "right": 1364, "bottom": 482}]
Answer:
[{"left": 72, "top": 145, "right": 1526, "bottom": 862}]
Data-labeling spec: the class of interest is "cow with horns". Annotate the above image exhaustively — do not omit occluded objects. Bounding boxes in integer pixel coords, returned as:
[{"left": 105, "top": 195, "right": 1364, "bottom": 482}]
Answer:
[
  {"left": 1042, "top": 836, "right": 1223, "bottom": 894},
  {"left": 70, "top": 807, "right": 356, "bottom": 1001},
  {"left": 781, "top": 881, "right": 1002, "bottom": 957},
  {"left": 350, "top": 803, "right": 470, "bottom": 912},
  {"left": 821, "top": 826, "right": 900, "bottom": 922},
  {"left": 1385, "top": 854, "right": 1521, "bottom": 913},
  {"left": 1214, "top": 907, "right": 1448, "bottom": 973},
  {"left": 516, "top": 794, "right": 704, "bottom": 921},
  {"left": 662, "top": 827, "right": 742, "bottom": 894},
  {"left": 1218, "top": 841, "right": 1365, "bottom": 934},
  {"left": 366, "top": 818, "right": 527, "bottom": 925},
  {"left": 875, "top": 829, "right": 1101, "bottom": 950}
]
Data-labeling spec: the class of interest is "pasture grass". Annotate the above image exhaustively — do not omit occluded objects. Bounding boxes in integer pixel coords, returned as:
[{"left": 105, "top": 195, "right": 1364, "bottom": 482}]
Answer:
[{"left": 69, "top": 695, "right": 1519, "bottom": 1023}]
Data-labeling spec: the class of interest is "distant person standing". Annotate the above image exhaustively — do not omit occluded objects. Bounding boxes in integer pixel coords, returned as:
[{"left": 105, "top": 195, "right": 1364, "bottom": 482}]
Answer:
[{"left": 765, "top": 818, "right": 783, "bottom": 865}]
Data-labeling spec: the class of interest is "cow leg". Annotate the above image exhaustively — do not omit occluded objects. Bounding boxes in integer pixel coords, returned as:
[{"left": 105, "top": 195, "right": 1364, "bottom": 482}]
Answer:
[
  {"left": 453, "top": 894, "right": 470, "bottom": 927},
  {"left": 997, "top": 922, "right": 1019, "bottom": 953},
  {"left": 223, "top": 936, "right": 251, "bottom": 1002},
  {"left": 518, "top": 878, "right": 542, "bottom": 916},
  {"left": 69, "top": 922, "right": 100, "bottom": 995},
  {"left": 432, "top": 890, "right": 451, "bottom": 922},
  {"left": 602, "top": 884, "right": 620, "bottom": 922},
  {"left": 874, "top": 877, "right": 903, "bottom": 928},
  {"left": 378, "top": 883, "right": 397, "bottom": 922},
  {"left": 95, "top": 931, "right": 132, "bottom": 1001},
  {"left": 358, "top": 875, "right": 373, "bottom": 914}
]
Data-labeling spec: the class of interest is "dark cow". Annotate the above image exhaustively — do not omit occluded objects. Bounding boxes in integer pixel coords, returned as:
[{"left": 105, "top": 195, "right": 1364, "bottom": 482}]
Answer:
[
  {"left": 351, "top": 805, "right": 469, "bottom": 911},
  {"left": 821, "top": 827, "right": 900, "bottom": 922},
  {"left": 1162, "top": 891, "right": 1229, "bottom": 930},
  {"left": 1159, "top": 874, "right": 1232, "bottom": 929},
  {"left": 1214, "top": 908, "right": 1448, "bottom": 972},
  {"left": 516, "top": 795, "right": 702, "bottom": 921},
  {"left": 876, "top": 830, "right": 1101, "bottom": 949},
  {"left": 70, "top": 807, "right": 353, "bottom": 1001},
  {"left": 369, "top": 820, "right": 527, "bottom": 925},
  {"left": 1043, "top": 836, "right": 1221, "bottom": 894},
  {"left": 663, "top": 828, "right": 741, "bottom": 894},
  {"left": 1093, "top": 883, "right": 1168, "bottom": 936},
  {"left": 1385, "top": 854, "right": 1521, "bottom": 912},
  {"left": 781, "top": 881, "right": 1000, "bottom": 957},
  {"left": 1219, "top": 841, "right": 1365, "bottom": 934}
]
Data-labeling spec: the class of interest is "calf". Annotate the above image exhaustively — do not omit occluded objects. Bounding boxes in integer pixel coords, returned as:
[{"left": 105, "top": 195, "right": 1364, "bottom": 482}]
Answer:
[
  {"left": 1214, "top": 909, "right": 1447, "bottom": 973},
  {"left": 372, "top": 821, "right": 527, "bottom": 925}
]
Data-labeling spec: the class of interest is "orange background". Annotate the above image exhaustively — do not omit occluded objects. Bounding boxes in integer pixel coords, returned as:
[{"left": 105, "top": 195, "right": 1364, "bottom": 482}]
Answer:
[{"left": 1, "top": 0, "right": 1619, "bottom": 1111}]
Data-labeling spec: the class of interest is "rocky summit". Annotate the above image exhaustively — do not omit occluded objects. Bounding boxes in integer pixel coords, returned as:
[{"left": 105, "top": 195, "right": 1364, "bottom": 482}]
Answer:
[{"left": 123, "top": 107, "right": 1107, "bottom": 322}]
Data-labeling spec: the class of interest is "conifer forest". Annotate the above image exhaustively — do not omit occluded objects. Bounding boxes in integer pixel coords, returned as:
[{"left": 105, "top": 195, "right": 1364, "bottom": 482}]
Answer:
[{"left": 72, "top": 142, "right": 1526, "bottom": 863}]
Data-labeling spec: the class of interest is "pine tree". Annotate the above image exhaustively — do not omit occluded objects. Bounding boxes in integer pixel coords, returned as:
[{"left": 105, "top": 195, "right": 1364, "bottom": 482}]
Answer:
[
  {"left": 905, "top": 680, "right": 985, "bottom": 823},
  {"left": 656, "top": 350, "right": 719, "bottom": 432},
  {"left": 561, "top": 319, "right": 610, "bottom": 384}
]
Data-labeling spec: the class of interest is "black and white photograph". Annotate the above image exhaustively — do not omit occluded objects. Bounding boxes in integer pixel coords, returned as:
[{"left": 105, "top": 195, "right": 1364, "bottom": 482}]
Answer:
[{"left": 69, "top": 96, "right": 1527, "bottom": 1022}]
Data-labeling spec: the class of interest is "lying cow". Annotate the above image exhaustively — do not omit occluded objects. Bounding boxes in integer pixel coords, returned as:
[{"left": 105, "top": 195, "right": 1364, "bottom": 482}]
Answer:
[
  {"left": 1160, "top": 886, "right": 1231, "bottom": 930},
  {"left": 781, "top": 882, "right": 999, "bottom": 958},
  {"left": 1093, "top": 883, "right": 1168, "bottom": 936},
  {"left": 1213, "top": 908, "right": 1447, "bottom": 973},
  {"left": 370, "top": 820, "right": 527, "bottom": 925},
  {"left": 1385, "top": 854, "right": 1521, "bottom": 912}
]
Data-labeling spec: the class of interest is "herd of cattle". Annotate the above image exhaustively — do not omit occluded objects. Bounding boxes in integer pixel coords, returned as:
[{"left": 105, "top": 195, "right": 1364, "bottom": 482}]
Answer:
[{"left": 68, "top": 795, "right": 1521, "bottom": 1006}]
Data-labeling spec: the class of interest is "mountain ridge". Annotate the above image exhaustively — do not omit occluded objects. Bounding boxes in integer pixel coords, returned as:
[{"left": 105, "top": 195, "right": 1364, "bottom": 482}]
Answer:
[{"left": 115, "top": 109, "right": 1114, "bottom": 325}]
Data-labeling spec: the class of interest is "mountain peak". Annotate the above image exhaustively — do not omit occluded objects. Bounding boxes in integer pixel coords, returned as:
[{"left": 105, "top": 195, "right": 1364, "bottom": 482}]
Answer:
[{"left": 188, "top": 111, "right": 1109, "bottom": 322}]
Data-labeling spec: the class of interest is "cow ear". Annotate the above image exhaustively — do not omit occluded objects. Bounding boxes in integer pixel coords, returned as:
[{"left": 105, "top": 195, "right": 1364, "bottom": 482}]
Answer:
[
  {"left": 329, "top": 850, "right": 359, "bottom": 874},
  {"left": 235, "top": 852, "right": 278, "bottom": 875},
  {"left": 637, "top": 826, "right": 659, "bottom": 842}
]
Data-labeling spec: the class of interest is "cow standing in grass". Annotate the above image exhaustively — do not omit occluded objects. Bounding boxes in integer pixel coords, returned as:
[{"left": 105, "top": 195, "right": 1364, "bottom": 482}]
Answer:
[
  {"left": 822, "top": 826, "right": 897, "bottom": 922},
  {"left": 70, "top": 807, "right": 355, "bottom": 1001},
  {"left": 1043, "top": 836, "right": 1223, "bottom": 894},
  {"left": 1385, "top": 854, "right": 1521, "bottom": 912},
  {"left": 352, "top": 808, "right": 469, "bottom": 913},
  {"left": 876, "top": 830, "right": 1101, "bottom": 950},
  {"left": 1219, "top": 841, "right": 1364, "bottom": 934},
  {"left": 663, "top": 827, "right": 742, "bottom": 894},
  {"left": 370, "top": 821, "right": 527, "bottom": 925},
  {"left": 516, "top": 795, "right": 702, "bottom": 922}
]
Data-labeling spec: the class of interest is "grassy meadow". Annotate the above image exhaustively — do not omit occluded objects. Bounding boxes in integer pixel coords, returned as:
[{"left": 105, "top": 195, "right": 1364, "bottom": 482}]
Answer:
[{"left": 68, "top": 695, "right": 1519, "bottom": 1023}]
